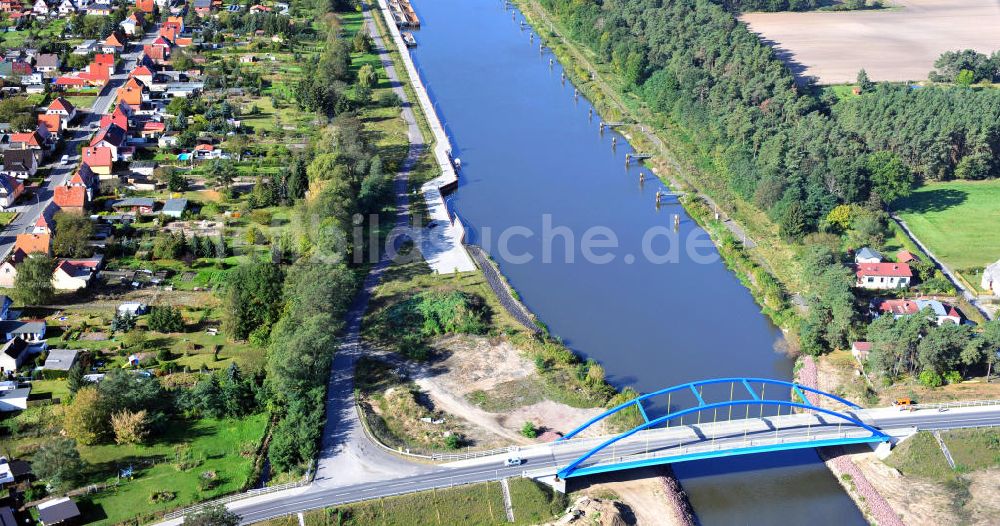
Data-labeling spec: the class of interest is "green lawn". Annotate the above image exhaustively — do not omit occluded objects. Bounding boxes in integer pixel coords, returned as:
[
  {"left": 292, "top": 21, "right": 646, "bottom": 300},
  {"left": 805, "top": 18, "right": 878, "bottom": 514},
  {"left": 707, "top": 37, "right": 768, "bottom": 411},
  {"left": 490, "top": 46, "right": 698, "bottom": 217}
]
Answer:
[
  {"left": 258, "top": 479, "right": 565, "bottom": 526},
  {"left": 895, "top": 180, "right": 1000, "bottom": 271},
  {"left": 0, "top": 212, "right": 16, "bottom": 227},
  {"left": 76, "top": 413, "right": 268, "bottom": 525},
  {"left": 884, "top": 431, "right": 954, "bottom": 481}
]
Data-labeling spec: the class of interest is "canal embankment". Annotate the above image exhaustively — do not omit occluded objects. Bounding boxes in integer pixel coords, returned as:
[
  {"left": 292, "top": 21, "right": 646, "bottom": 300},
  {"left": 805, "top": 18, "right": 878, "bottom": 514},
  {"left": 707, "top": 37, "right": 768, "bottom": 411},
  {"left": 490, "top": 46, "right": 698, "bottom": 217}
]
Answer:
[{"left": 374, "top": 0, "right": 475, "bottom": 274}]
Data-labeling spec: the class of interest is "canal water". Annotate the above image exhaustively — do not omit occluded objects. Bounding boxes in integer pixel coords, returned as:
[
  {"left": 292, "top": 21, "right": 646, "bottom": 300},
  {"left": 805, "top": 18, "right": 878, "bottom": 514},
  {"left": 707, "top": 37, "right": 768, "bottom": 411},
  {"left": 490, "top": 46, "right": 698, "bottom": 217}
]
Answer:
[{"left": 406, "top": 1, "right": 866, "bottom": 524}]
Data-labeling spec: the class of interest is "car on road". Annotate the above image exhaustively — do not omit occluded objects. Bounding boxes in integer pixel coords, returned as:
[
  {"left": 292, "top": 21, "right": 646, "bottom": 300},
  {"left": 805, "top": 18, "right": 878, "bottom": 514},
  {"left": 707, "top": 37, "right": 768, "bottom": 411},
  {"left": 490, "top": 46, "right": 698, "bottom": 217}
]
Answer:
[
  {"left": 60, "top": 154, "right": 69, "bottom": 165},
  {"left": 503, "top": 456, "right": 523, "bottom": 467}
]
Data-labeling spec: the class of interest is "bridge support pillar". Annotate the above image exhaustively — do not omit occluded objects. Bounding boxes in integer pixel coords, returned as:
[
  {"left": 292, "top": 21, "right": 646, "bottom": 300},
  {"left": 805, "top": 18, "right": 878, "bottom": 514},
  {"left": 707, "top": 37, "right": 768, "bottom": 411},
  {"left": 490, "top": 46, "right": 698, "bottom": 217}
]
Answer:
[
  {"left": 873, "top": 440, "right": 894, "bottom": 460},
  {"left": 535, "top": 475, "right": 567, "bottom": 494}
]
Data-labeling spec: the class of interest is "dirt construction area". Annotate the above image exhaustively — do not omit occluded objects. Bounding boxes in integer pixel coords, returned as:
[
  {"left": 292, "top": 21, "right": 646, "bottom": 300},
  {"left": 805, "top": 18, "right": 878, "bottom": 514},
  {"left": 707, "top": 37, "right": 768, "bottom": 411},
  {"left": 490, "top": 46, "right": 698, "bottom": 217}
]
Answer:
[{"left": 741, "top": 0, "right": 1000, "bottom": 84}]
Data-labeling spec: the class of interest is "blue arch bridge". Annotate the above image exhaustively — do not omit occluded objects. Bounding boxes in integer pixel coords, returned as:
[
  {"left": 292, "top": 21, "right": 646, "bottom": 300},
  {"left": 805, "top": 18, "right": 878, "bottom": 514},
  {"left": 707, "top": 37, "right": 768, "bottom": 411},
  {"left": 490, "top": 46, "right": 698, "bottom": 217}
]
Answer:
[{"left": 516, "top": 377, "right": 947, "bottom": 488}]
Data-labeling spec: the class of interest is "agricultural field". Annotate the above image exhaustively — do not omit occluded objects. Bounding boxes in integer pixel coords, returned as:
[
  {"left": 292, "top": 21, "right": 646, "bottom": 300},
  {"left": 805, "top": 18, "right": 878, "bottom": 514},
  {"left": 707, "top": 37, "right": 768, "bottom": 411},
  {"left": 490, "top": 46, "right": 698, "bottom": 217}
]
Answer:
[
  {"left": 894, "top": 179, "right": 1000, "bottom": 283},
  {"left": 742, "top": 0, "right": 1000, "bottom": 83}
]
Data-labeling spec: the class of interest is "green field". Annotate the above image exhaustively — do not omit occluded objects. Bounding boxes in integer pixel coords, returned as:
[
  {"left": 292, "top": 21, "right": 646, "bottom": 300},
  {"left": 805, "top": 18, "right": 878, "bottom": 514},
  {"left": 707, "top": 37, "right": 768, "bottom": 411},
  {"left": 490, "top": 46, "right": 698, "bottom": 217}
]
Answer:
[
  {"left": 257, "top": 479, "right": 566, "bottom": 526},
  {"left": 895, "top": 180, "right": 1000, "bottom": 270}
]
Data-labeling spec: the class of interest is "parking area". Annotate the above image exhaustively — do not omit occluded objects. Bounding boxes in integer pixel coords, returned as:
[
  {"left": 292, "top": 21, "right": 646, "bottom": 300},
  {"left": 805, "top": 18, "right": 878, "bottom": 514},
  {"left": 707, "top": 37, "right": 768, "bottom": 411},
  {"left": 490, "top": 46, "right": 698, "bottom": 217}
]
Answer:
[{"left": 741, "top": 0, "right": 1000, "bottom": 84}]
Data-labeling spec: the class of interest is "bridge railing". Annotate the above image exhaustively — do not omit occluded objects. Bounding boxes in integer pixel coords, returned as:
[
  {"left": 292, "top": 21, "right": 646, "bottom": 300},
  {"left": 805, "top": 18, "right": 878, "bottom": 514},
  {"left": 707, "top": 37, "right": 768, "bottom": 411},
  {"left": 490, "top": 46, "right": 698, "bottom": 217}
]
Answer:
[
  {"left": 160, "top": 476, "right": 311, "bottom": 521},
  {"left": 912, "top": 399, "right": 1000, "bottom": 410}
]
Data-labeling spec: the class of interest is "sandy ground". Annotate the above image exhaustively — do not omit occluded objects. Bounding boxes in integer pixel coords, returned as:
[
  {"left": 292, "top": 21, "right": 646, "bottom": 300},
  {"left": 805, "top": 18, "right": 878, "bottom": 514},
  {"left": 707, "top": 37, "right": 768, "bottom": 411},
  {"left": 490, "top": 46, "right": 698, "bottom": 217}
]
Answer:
[
  {"left": 849, "top": 450, "right": 953, "bottom": 525},
  {"left": 742, "top": 0, "right": 1000, "bottom": 83},
  {"left": 409, "top": 334, "right": 606, "bottom": 447},
  {"left": 570, "top": 468, "right": 693, "bottom": 526}
]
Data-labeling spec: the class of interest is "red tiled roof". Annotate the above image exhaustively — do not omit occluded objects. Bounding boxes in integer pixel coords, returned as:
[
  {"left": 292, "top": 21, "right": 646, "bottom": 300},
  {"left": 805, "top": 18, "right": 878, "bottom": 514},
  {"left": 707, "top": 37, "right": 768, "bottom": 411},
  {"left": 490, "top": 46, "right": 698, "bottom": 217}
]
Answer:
[
  {"left": 131, "top": 65, "right": 153, "bottom": 77},
  {"left": 897, "top": 250, "right": 917, "bottom": 263},
  {"left": 10, "top": 131, "right": 41, "bottom": 147},
  {"left": 856, "top": 262, "right": 912, "bottom": 279},
  {"left": 48, "top": 96, "right": 75, "bottom": 114},
  {"left": 83, "top": 146, "right": 113, "bottom": 168},
  {"left": 194, "top": 144, "right": 213, "bottom": 151},
  {"left": 94, "top": 53, "right": 115, "bottom": 67},
  {"left": 37, "top": 114, "right": 62, "bottom": 134},
  {"left": 14, "top": 233, "right": 49, "bottom": 254},
  {"left": 53, "top": 185, "right": 86, "bottom": 208},
  {"left": 142, "top": 121, "right": 165, "bottom": 132},
  {"left": 55, "top": 76, "right": 88, "bottom": 86},
  {"left": 852, "top": 342, "right": 872, "bottom": 352}
]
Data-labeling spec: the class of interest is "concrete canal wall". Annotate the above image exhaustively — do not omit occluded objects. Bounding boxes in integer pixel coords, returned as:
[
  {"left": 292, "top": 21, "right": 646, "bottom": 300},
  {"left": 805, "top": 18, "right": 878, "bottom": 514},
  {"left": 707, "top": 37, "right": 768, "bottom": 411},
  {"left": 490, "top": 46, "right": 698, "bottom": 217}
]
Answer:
[{"left": 374, "top": 0, "right": 475, "bottom": 274}]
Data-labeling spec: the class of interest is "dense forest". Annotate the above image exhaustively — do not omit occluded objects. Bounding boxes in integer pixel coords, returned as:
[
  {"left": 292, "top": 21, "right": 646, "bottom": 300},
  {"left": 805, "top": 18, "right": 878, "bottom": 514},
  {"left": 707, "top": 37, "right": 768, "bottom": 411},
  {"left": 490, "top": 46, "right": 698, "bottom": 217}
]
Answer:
[{"left": 539, "top": 0, "right": 1000, "bottom": 237}]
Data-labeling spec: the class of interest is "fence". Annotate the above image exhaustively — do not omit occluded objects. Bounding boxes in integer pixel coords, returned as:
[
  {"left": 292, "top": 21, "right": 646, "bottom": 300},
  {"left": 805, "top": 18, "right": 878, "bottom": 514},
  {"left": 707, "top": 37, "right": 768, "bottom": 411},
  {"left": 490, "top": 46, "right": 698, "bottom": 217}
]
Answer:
[{"left": 160, "top": 475, "right": 311, "bottom": 521}]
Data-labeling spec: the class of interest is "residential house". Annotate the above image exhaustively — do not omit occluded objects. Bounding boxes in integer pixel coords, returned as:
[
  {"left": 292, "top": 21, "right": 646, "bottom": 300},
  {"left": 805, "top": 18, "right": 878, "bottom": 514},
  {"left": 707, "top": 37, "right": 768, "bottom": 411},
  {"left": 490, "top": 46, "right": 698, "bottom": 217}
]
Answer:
[
  {"left": 158, "top": 133, "right": 179, "bottom": 148},
  {"left": 102, "top": 29, "right": 127, "bottom": 54},
  {"left": 68, "top": 163, "right": 97, "bottom": 192},
  {"left": 34, "top": 53, "right": 60, "bottom": 76},
  {"left": 36, "top": 497, "right": 81, "bottom": 526},
  {"left": 9, "top": 130, "right": 44, "bottom": 155},
  {"left": 851, "top": 342, "right": 871, "bottom": 363},
  {"left": 53, "top": 185, "right": 87, "bottom": 213},
  {"left": 134, "top": 0, "right": 153, "bottom": 13},
  {"left": 14, "top": 231, "right": 50, "bottom": 255},
  {"left": 129, "top": 160, "right": 155, "bottom": 176},
  {"left": 0, "top": 250, "right": 24, "bottom": 288},
  {"left": 89, "top": 124, "right": 127, "bottom": 160},
  {"left": 57, "top": 0, "right": 76, "bottom": 15},
  {"left": 82, "top": 146, "right": 113, "bottom": 177},
  {"left": 873, "top": 298, "right": 963, "bottom": 326},
  {"left": 983, "top": 259, "right": 1000, "bottom": 296},
  {"left": 47, "top": 96, "right": 76, "bottom": 122},
  {"left": 42, "top": 348, "right": 78, "bottom": 372},
  {"left": 117, "top": 76, "right": 146, "bottom": 106},
  {"left": 855, "top": 262, "right": 912, "bottom": 290},
  {"left": 120, "top": 12, "right": 142, "bottom": 35},
  {"left": 854, "top": 247, "right": 883, "bottom": 264},
  {"left": 193, "top": 0, "right": 210, "bottom": 16},
  {"left": 0, "top": 338, "right": 29, "bottom": 373},
  {"left": 0, "top": 0, "right": 23, "bottom": 14},
  {"left": 72, "top": 39, "right": 98, "bottom": 55},
  {"left": 31, "top": 0, "right": 48, "bottom": 17},
  {"left": 99, "top": 103, "right": 131, "bottom": 131},
  {"left": 0, "top": 320, "right": 45, "bottom": 342},
  {"left": 1, "top": 148, "right": 37, "bottom": 179},
  {"left": 0, "top": 382, "right": 30, "bottom": 411},
  {"left": 37, "top": 113, "right": 63, "bottom": 135},
  {"left": 53, "top": 256, "right": 102, "bottom": 290},
  {"left": 112, "top": 197, "right": 154, "bottom": 214},
  {"left": 161, "top": 197, "right": 186, "bottom": 218},
  {"left": 0, "top": 174, "right": 24, "bottom": 209},
  {"left": 143, "top": 36, "right": 171, "bottom": 63},
  {"left": 130, "top": 64, "right": 154, "bottom": 85},
  {"left": 159, "top": 21, "right": 180, "bottom": 42},
  {"left": 139, "top": 120, "right": 164, "bottom": 139},
  {"left": 87, "top": 1, "right": 111, "bottom": 15},
  {"left": 32, "top": 203, "right": 56, "bottom": 234}
]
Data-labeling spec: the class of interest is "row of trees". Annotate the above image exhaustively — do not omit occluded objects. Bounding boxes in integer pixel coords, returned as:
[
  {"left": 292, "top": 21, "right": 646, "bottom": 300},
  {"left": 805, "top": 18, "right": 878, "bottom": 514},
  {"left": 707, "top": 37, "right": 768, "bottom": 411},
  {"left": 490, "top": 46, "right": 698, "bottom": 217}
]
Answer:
[
  {"left": 539, "top": 0, "right": 1000, "bottom": 236},
  {"left": 929, "top": 49, "right": 1000, "bottom": 84}
]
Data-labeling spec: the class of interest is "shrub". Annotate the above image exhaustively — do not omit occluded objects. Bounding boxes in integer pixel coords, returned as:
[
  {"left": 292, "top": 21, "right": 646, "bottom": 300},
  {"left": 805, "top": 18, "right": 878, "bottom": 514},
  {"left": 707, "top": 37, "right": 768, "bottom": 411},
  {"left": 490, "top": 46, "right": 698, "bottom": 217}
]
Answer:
[
  {"left": 521, "top": 421, "right": 538, "bottom": 438},
  {"left": 919, "top": 370, "right": 944, "bottom": 388}
]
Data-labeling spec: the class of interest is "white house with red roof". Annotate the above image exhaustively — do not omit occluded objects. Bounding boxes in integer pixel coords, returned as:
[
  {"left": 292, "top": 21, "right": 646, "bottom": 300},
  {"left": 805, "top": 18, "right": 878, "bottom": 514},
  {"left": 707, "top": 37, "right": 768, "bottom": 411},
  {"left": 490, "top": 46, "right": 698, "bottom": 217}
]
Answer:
[
  {"left": 129, "top": 65, "right": 154, "bottom": 85},
  {"left": 46, "top": 97, "right": 77, "bottom": 122},
  {"left": 89, "top": 124, "right": 127, "bottom": 160},
  {"left": 52, "top": 256, "right": 103, "bottom": 290},
  {"left": 855, "top": 262, "right": 912, "bottom": 290},
  {"left": 873, "top": 298, "right": 963, "bottom": 326}
]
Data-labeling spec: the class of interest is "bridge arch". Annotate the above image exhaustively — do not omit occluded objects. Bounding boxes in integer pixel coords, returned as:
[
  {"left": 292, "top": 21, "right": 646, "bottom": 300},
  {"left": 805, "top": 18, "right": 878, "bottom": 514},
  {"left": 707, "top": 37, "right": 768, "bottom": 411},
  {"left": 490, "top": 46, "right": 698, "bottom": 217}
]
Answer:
[{"left": 556, "top": 378, "right": 890, "bottom": 480}]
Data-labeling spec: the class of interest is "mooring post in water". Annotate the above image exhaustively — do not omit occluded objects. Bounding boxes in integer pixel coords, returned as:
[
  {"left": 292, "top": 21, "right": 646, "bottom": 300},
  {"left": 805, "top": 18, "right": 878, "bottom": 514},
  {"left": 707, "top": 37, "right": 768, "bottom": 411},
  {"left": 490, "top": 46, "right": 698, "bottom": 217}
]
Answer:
[
  {"left": 640, "top": 172, "right": 646, "bottom": 183},
  {"left": 625, "top": 153, "right": 631, "bottom": 166},
  {"left": 674, "top": 214, "right": 681, "bottom": 231},
  {"left": 655, "top": 190, "right": 662, "bottom": 208},
  {"left": 561, "top": 71, "right": 565, "bottom": 84},
  {"left": 549, "top": 58, "right": 553, "bottom": 67},
  {"left": 539, "top": 43, "right": 544, "bottom": 54},
  {"left": 599, "top": 122, "right": 605, "bottom": 133},
  {"left": 530, "top": 33, "right": 533, "bottom": 42},
  {"left": 612, "top": 136, "right": 617, "bottom": 148}
]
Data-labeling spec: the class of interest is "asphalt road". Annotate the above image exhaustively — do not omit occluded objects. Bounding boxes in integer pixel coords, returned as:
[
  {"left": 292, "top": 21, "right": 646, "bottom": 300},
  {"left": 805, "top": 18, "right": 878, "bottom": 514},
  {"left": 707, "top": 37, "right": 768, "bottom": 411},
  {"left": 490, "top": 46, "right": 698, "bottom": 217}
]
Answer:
[{"left": 188, "top": 403, "right": 1000, "bottom": 524}]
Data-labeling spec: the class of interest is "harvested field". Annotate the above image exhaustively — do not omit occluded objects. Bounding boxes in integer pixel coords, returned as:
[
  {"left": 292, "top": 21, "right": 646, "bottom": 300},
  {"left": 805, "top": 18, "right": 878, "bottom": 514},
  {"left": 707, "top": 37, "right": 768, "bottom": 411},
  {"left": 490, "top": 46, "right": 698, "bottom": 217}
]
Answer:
[{"left": 742, "top": 0, "right": 1000, "bottom": 84}]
